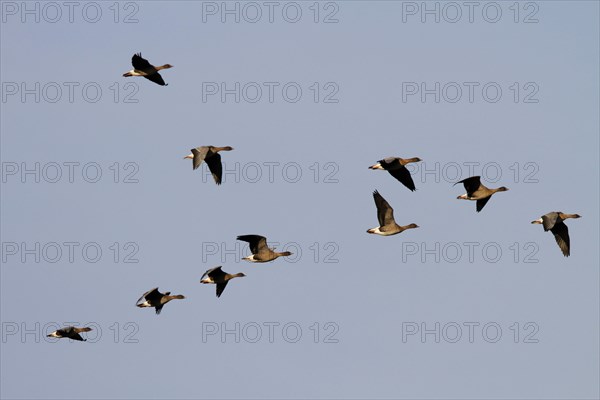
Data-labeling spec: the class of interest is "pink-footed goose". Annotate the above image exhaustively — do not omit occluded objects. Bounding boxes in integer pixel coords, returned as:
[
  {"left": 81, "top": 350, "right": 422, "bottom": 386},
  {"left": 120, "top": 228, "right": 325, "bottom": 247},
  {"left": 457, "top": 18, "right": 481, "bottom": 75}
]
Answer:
[
  {"left": 136, "top": 287, "right": 185, "bottom": 314},
  {"left": 47, "top": 326, "right": 92, "bottom": 341},
  {"left": 532, "top": 212, "right": 581, "bottom": 257},
  {"left": 455, "top": 176, "right": 508, "bottom": 212},
  {"left": 200, "top": 266, "right": 246, "bottom": 297},
  {"left": 237, "top": 235, "right": 292, "bottom": 262},
  {"left": 367, "top": 190, "right": 419, "bottom": 236},
  {"left": 123, "top": 53, "right": 173, "bottom": 86},
  {"left": 184, "top": 146, "right": 233, "bottom": 185},
  {"left": 369, "top": 157, "right": 422, "bottom": 191}
]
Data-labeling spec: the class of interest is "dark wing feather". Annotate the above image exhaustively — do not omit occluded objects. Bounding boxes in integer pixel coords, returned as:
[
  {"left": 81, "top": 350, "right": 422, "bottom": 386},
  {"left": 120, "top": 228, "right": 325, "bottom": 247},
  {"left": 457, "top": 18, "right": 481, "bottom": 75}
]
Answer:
[
  {"left": 131, "top": 53, "right": 153, "bottom": 71},
  {"left": 143, "top": 72, "right": 167, "bottom": 86},
  {"left": 136, "top": 287, "right": 160, "bottom": 305},
  {"left": 456, "top": 176, "right": 482, "bottom": 197},
  {"left": 387, "top": 166, "right": 416, "bottom": 191},
  {"left": 550, "top": 221, "right": 570, "bottom": 257},
  {"left": 202, "top": 266, "right": 224, "bottom": 280},
  {"left": 237, "top": 235, "right": 268, "bottom": 254},
  {"left": 373, "top": 190, "right": 395, "bottom": 226},
  {"left": 379, "top": 158, "right": 401, "bottom": 169},
  {"left": 70, "top": 332, "right": 86, "bottom": 341},
  {"left": 476, "top": 197, "right": 491, "bottom": 212},
  {"left": 205, "top": 153, "right": 223, "bottom": 185},
  {"left": 216, "top": 282, "right": 228, "bottom": 298}
]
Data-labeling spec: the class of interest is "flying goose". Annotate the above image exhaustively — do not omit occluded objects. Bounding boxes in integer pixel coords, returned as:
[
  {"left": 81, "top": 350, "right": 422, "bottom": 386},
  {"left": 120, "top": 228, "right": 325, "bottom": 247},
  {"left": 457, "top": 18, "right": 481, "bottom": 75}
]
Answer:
[
  {"left": 455, "top": 176, "right": 509, "bottom": 212},
  {"left": 136, "top": 287, "right": 185, "bottom": 314},
  {"left": 200, "top": 266, "right": 246, "bottom": 298},
  {"left": 532, "top": 212, "right": 581, "bottom": 257},
  {"left": 47, "top": 326, "right": 92, "bottom": 341},
  {"left": 237, "top": 234, "right": 292, "bottom": 262},
  {"left": 123, "top": 53, "right": 173, "bottom": 86},
  {"left": 367, "top": 190, "right": 419, "bottom": 236},
  {"left": 369, "top": 157, "right": 422, "bottom": 191},
  {"left": 184, "top": 146, "right": 234, "bottom": 185}
]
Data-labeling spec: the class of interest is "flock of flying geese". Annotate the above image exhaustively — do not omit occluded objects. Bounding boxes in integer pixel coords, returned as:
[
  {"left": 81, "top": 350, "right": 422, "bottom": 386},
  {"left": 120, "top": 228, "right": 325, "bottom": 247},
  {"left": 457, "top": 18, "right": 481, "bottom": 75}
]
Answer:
[{"left": 47, "top": 53, "right": 582, "bottom": 341}]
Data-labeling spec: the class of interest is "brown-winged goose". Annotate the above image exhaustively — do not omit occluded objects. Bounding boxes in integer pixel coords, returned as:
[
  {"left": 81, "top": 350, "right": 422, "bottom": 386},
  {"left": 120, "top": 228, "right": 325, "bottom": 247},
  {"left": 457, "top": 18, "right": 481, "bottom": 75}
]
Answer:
[
  {"left": 184, "top": 146, "right": 233, "bottom": 185},
  {"left": 200, "top": 266, "right": 246, "bottom": 297},
  {"left": 47, "top": 326, "right": 92, "bottom": 341},
  {"left": 236, "top": 234, "right": 292, "bottom": 262},
  {"left": 367, "top": 190, "right": 419, "bottom": 236},
  {"left": 531, "top": 212, "right": 581, "bottom": 257},
  {"left": 369, "top": 157, "right": 422, "bottom": 191},
  {"left": 123, "top": 53, "right": 173, "bottom": 86},
  {"left": 455, "top": 176, "right": 508, "bottom": 212},
  {"left": 136, "top": 287, "right": 185, "bottom": 314}
]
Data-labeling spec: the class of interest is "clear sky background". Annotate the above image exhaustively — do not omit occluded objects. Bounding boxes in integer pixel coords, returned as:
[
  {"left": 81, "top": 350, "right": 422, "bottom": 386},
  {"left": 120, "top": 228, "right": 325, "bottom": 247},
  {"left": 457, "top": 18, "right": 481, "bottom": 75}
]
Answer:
[{"left": 1, "top": 1, "right": 599, "bottom": 399}]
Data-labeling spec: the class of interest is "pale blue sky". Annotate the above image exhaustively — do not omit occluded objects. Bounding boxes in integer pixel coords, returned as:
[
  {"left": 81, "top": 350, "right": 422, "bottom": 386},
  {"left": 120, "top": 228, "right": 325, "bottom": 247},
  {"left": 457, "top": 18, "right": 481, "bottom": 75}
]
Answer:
[{"left": 1, "top": 1, "right": 599, "bottom": 399}]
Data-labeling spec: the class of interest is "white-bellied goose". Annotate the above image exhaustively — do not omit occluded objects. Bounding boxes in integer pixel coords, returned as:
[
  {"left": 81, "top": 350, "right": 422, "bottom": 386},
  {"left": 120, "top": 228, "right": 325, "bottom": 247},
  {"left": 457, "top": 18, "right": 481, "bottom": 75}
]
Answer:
[
  {"left": 123, "top": 53, "right": 173, "bottom": 86},
  {"left": 200, "top": 266, "right": 246, "bottom": 298},
  {"left": 136, "top": 287, "right": 185, "bottom": 314},
  {"left": 367, "top": 190, "right": 419, "bottom": 236},
  {"left": 369, "top": 157, "right": 422, "bottom": 191},
  {"left": 47, "top": 326, "right": 92, "bottom": 341},
  {"left": 455, "top": 176, "right": 509, "bottom": 212},
  {"left": 532, "top": 212, "right": 581, "bottom": 257},
  {"left": 184, "top": 146, "right": 233, "bottom": 185},
  {"left": 237, "top": 235, "right": 292, "bottom": 262}
]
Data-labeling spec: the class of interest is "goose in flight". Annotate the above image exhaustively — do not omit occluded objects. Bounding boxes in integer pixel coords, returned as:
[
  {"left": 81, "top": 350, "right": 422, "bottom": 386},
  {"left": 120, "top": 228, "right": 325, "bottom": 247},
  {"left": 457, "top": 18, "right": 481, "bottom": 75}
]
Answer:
[
  {"left": 123, "top": 53, "right": 173, "bottom": 86},
  {"left": 367, "top": 190, "right": 419, "bottom": 236},
  {"left": 237, "top": 234, "right": 292, "bottom": 262},
  {"left": 532, "top": 212, "right": 581, "bottom": 257},
  {"left": 136, "top": 287, "right": 185, "bottom": 314},
  {"left": 200, "top": 266, "right": 246, "bottom": 298},
  {"left": 369, "top": 157, "right": 422, "bottom": 191},
  {"left": 47, "top": 326, "right": 92, "bottom": 342},
  {"left": 184, "top": 146, "right": 233, "bottom": 185},
  {"left": 455, "top": 176, "right": 508, "bottom": 212}
]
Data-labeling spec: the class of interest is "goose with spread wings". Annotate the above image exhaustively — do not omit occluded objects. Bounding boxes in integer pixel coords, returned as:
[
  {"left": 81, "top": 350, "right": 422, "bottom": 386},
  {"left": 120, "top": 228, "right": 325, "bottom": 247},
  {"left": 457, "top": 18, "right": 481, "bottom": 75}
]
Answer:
[
  {"left": 532, "top": 212, "right": 581, "bottom": 257},
  {"left": 184, "top": 146, "right": 233, "bottom": 185},
  {"left": 123, "top": 53, "right": 173, "bottom": 86},
  {"left": 47, "top": 326, "right": 92, "bottom": 341},
  {"left": 136, "top": 287, "right": 185, "bottom": 314},
  {"left": 200, "top": 266, "right": 245, "bottom": 298},
  {"left": 455, "top": 176, "right": 509, "bottom": 212},
  {"left": 367, "top": 190, "right": 419, "bottom": 236},
  {"left": 237, "top": 234, "right": 292, "bottom": 262},
  {"left": 369, "top": 157, "right": 422, "bottom": 191}
]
